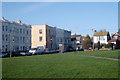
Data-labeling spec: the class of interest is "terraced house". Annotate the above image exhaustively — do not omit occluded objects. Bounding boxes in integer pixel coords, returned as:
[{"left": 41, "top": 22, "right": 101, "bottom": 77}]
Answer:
[
  {"left": 32, "top": 24, "right": 71, "bottom": 51},
  {"left": 0, "top": 17, "right": 31, "bottom": 53}
]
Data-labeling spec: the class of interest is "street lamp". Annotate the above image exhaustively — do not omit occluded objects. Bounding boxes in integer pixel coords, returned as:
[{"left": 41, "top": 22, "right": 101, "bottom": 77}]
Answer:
[{"left": 92, "top": 29, "right": 94, "bottom": 51}]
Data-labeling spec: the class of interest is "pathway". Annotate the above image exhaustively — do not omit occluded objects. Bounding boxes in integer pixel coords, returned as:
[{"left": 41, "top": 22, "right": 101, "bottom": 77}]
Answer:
[{"left": 64, "top": 54, "right": 120, "bottom": 61}]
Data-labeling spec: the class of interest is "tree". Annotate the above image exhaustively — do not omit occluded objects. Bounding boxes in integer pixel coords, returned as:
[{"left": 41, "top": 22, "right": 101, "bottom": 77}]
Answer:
[
  {"left": 84, "top": 34, "right": 90, "bottom": 40},
  {"left": 82, "top": 34, "right": 92, "bottom": 49},
  {"left": 119, "top": 28, "right": 120, "bottom": 35},
  {"left": 95, "top": 41, "right": 100, "bottom": 50}
]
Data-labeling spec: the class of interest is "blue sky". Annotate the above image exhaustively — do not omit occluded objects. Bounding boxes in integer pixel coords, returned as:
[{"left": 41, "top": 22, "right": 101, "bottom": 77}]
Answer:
[{"left": 2, "top": 2, "right": 118, "bottom": 37}]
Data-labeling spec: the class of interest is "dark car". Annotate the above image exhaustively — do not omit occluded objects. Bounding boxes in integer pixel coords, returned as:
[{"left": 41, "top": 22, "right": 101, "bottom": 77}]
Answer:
[
  {"left": 79, "top": 48, "right": 84, "bottom": 51},
  {"left": 12, "top": 52, "right": 20, "bottom": 57},
  {"left": 76, "top": 48, "right": 84, "bottom": 51},
  {"left": 67, "top": 48, "right": 75, "bottom": 52},
  {"left": 0, "top": 53, "right": 9, "bottom": 58}
]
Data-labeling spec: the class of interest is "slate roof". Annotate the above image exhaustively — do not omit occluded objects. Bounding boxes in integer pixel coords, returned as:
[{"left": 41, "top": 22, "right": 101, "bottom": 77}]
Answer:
[{"left": 71, "top": 34, "right": 81, "bottom": 38}]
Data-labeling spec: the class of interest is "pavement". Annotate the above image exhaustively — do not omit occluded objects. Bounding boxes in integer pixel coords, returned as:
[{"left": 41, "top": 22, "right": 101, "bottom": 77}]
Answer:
[{"left": 64, "top": 54, "right": 120, "bottom": 61}]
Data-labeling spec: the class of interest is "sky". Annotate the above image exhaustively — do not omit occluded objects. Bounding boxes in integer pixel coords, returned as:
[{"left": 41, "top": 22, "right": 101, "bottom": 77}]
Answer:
[{"left": 2, "top": 2, "right": 118, "bottom": 37}]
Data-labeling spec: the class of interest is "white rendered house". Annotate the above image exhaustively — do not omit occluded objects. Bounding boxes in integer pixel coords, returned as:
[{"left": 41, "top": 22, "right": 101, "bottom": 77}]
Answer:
[{"left": 93, "top": 31, "right": 111, "bottom": 44}]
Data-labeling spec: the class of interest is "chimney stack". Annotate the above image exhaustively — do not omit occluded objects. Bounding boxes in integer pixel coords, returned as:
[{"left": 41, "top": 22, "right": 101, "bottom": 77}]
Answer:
[
  {"left": 17, "top": 20, "right": 21, "bottom": 23},
  {"left": 94, "top": 30, "right": 97, "bottom": 32},
  {"left": 1, "top": 17, "right": 5, "bottom": 20}
]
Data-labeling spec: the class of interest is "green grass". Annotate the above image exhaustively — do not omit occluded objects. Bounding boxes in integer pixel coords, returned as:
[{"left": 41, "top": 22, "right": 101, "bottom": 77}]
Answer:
[
  {"left": 2, "top": 50, "right": 119, "bottom": 78},
  {"left": 67, "top": 50, "right": 120, "bottom": 59}
]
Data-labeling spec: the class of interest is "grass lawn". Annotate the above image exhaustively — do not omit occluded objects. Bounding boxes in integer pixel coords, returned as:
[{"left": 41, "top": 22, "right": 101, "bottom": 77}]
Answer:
[
  {"left": 67, "top": 50, "right": 120, "bottom": 59},
  {"left": 2, "top": 50, "right": 119, "bottom": 78}
]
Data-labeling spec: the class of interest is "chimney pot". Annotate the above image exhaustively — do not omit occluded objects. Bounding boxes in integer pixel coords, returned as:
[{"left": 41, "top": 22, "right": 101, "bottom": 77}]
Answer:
[{"left": 17, "top": 20, "right": 21, "bottom": 23}]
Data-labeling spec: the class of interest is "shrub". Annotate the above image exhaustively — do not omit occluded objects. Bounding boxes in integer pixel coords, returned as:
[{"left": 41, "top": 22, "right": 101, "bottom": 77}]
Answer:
[{"left": 105, "top": 43, "right": 113, "bottom": 48}]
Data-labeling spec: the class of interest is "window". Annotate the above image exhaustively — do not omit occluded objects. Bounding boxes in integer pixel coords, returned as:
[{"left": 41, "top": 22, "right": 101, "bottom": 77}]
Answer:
[
  {"left": 17, "top": 36, "right": 19, "bottom": 42},
  {"left": 20, "top": 46, "right": 22, "bottom": 51},
  {"left": 13, "top": 36, "right": 15, "bottom": 42},
  {"left": 10, "top": 27, "right": 12, "bottom": 33},
  {"left": 23, "top": 29, "right": 25, "bottom": 34},
  {"left": 23, "top": 37, "right": 25, "bottom": 43},
  {"left": 2, "top": 45, "right": 4, "bottom": 52},
  {"left": 39, "top": 37, "right": 42, "bottom": 41},
  {"left": 97, "top": 36, "right": 100, "bottom": 41},
  {"left": 13, "top": 27, "right": 15, "bottom": 33},
  {"left": 20, "top": 36, "right": 22, "bottom": 42},
  {"left": 17, "top": 29, "right": 19, "bottom": 33},
  {"left": 100, "top": 36, "right": 105, "bottom": 40},
  {"left": 5, "top": 45, "right": 7, "bottom": 52},
  {"left": 27, "top": 30, "right": 28, "bottom": 35},
  {"left": 2, "top": 34, "right": 4, "bottom": 41},
  {"left": 20, "top": 29, "right": 22, "bottom": 34},
  {"left": 17, "top": 46, "right": 19, "bottom": 51},
  {"left": 6, "top": 26, "right": 7, "bottom": 31},
  {"left": 39, "top": 29, "right": 42, "bottom": 34},
  {"left": 2, "top": 26, "right": 4, "bottom": 31},
  {"left": 5, "top": 35, "right": 7, "bottom": 41},
  {"left": 61, "top": 39, "right": 62, "bottom": 42}
]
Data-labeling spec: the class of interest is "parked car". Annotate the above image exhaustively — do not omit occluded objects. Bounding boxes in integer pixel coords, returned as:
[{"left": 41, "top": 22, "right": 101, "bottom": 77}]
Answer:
[
  {"left": 20, "top": 52, "right": 26, "bottom": 56},
  {"left": 44, "top": 50, "right": 50, "bottom": 54},
  {"left": 68, "top": 48, "right": 74, "bottom": 52},
  {"left": 20, "top": 51, "right": 32, "bottom": 56},
  {"left": 49, "top": 50, "right": 56, "bottom": 53},
  {"left": 44, "top": 49, "right": 59, "bottom": 54},
  {"left": 79, "top": 48, "right": 84, "bottom": 51},
  {"left": 0, "top": 53, "right": 9, "bottom": 58},
  {"left": 56, "top": 50, "right": 60, "bottom": 53},
  {"left": 29, "top": 46, "right": 45, "bottom": 55},
  {"left": 25, "top": 52, "right": 32, "bottom": 56},
  {"left": 76, "top": 48, "right": 84, "bottom": 51},
  {"left": 12, "top": 52, "right": 20, "bottom": 57}
]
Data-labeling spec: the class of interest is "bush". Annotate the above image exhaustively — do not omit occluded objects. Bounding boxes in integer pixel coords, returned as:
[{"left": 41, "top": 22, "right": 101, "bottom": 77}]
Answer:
[{"left": 105, "top": 43, "right": 113, "bottom": 48}]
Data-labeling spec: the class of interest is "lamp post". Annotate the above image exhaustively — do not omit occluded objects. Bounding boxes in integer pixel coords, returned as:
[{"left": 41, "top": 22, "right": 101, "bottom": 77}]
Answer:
[
  {"left": 103, "top": 30, "right": 105, "bottom": 50},
  {"left": 92, "top": 29, "right": 94, "bottom": 51}
]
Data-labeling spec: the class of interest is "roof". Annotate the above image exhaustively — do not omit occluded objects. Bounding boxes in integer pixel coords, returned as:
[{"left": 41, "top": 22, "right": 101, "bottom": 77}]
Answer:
[
  {"left": 108, "top": 39, "right": 117, "bottom": 42},
  {"left": 1, "top": 17, "right": 31, "bottom": 27},
  {"left": 82, "top": 36, "right": 85, "bottom": 39},
  {"left": 71, "top": 34, "right": 81, "bottom": 38},
  {"left": 111, "top": 32, "right": 119, "bottom": 37},
  {"left": 93, "top": 32, "right": 109, "bottom": 36}
]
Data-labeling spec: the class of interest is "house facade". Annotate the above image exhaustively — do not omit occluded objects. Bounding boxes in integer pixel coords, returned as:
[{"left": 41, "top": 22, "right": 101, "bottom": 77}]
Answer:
[
  {"left": 93, "top": 31, "right": 111, "bottom": 44},
  {"left": 32, "top": 24, "right": 50, "bottom": 50},
  {"left": 56, "top": 28, "right": 64, "bottom": 50},
  {"left": 64, "top": 30, "right": 71, "bottom": 51},
  {"left": 0, "top": 17, "right": 31, "bottom": 53},
  {"left": 32, "top": 24, "right": 71, "bottom": 51},
  {"left": 71, "top": 34, "right": 83, "bottom": 50},
  {"left": 108, "top": 32, "right": 120, "bottom": 49}
]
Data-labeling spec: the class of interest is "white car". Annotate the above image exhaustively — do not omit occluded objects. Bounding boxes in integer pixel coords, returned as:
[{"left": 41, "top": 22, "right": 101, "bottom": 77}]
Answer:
[
  {"left": 29, "top": 46, "right": 45, "bottom": 55},
  {"left": 20, "top": 52, "right": 26, "bottom": 56}
]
